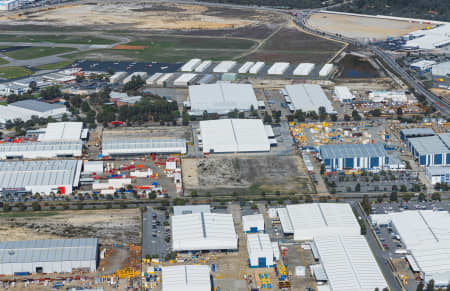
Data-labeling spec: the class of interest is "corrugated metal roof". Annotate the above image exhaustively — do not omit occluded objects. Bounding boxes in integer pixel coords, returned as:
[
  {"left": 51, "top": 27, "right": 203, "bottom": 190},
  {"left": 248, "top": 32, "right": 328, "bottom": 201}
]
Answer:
[
  {"left": 400, "top": 128, "right": 435, "bottom": 137},
  {"left": 0, "top": 160, "right": 81, "bottom": 189},
  {"left": 0, "top": 238, "right": 97, "bottom": 264},
  {"left": 10, "top": 100, "right": 64, "bottom": 112},
  {"left": 285, "top": 84, "right": 334, "bottom": 113},
  {"left": 319, "top": 144, "right": 387, "bottom": 159},
  {"left": 102, "top": 139, "right": 186, "bottom": 155},
  {"left": 314, "top": 235, "right": 388, "bottom": 291},
  {"left": 173, "top": 205, "right": 211, "bottom": 216},
  {"left": 39, "top": 122, "right": 83, "bottom": 141},
  {"left": 409, "top": 135, "right": 449, "bottom": 155},
  {"left": 162, "top": 265, "right": 210, "bottom": 291},
  {"left": 242, "top": 214, "right": 264, "bottom": 232},
  {"left": 171, "top": 213, "right": 237, "bottom": 251},
  {"left": 0, "top": 141, "right": 82, "bottom": 155}
]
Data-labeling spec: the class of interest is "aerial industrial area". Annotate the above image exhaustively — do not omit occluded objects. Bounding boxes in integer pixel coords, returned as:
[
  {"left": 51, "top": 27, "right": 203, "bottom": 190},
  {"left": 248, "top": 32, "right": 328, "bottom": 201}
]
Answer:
[{"left": 0, "top": 0, "right": 449, "bottom": 290}]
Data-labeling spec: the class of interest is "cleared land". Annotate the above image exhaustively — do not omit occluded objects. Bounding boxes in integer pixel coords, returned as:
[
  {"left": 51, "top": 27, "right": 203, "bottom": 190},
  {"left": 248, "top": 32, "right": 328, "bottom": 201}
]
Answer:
[
  {"left": 0, "top": 209, "right": 140, "bottom": 244},
  {"left": 0, "top": 66, "right": 33, "bottom": 79},
  {"left": 34, "top": 60, "right": 73, "bottom": 70},
  {"left": 3, "top": 46, "right": 76, "bottom": 60},
  {"left": 246, "top": 27, "right": 344, "bottom": 63},
  {"left": 0, "top": 34, "right": 116, "bottom": 44},
  {"left": 307, "top": 13, "right": 428, "bottom": 40},
  {"left": 182, "top": 156, "right": 314, "bottom": 194},
  {"left": 66, "top": 36, "right": 257, "bottom": 62},
  {"left": 4, "top": 2, "right": 277, "bottom": 31}
]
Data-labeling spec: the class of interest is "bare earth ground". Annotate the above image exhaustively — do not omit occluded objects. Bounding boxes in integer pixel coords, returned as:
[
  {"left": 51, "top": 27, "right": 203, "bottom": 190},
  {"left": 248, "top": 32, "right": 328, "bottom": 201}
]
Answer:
[
  {"left": 431, "top": 88, "right": 450, "bottom": 104},
  {"left": 1, "top": 1, "right": 277, "bottom": 31},
  {"left": 307, "top": 13, "right": 428, "bottom": 40},
  {"left": 182, "top": 156, "right": 313, "bottom": 194},
  {"left": 0, "top": 209, "right": 140, "bottom": 244}
]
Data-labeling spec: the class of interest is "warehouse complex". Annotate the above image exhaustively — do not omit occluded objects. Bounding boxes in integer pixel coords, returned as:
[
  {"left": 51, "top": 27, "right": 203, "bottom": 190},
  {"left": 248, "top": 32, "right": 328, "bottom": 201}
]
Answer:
[
  {"left": 0, "top": 160, "right": 82, "bottom": 195},
  {"left": 277, "top": 203, "right": 360, "bottom": 240},
  {"left": 319, "top": 143, "right": 389, "bottom": 171},
  {"left": 405, "top": 24, "right": 450, "bottom": 50},
  {"left": 199, "top": 119, "right": 272, "bottom": 154},
  {"left": 171, "top": 212, "right": 238, "bottom": 252},
  {"left": 0, "top": 100, "right": 68, "bottom": 125},
  {"left": 188, "top": 83, "right": 258, "bottom": 115},
  {"left": 407, "top": 133, "right": 450, "bottom": 166},
  {"left": 314, "top": 234, "right": 388, "bottom": 291},
  {"left": 370, "top": 211, "right": 450, "bottom": 286},
  {"left": 284, "top": 84, "right": 334, "bottom": 113},
  {"left": 102, "top": 139, "right": 187, "bottom": 156},
  {"left": 0, "top": 238, "right": 98, "bottom": 275},
  {"left": 162, "top": 265, "right": 211, "bottom": 291}
]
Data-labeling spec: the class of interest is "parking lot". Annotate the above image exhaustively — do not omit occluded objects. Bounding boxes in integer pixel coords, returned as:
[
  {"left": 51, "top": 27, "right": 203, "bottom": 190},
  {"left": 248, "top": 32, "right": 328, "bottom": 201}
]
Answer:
[{"left": 142, "top": 207, "right": 170, "bottom": 261}]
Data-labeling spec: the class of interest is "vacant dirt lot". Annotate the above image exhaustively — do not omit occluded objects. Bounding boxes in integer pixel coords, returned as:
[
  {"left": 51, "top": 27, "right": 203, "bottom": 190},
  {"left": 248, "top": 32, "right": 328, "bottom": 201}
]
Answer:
[
  {"left": 4, "top": 1, "right": 279, "bottom": 31},
  {"left": 307, "top": 13, "right": 428, "bottom": 40},
  {"left": 182, "top": 156, "right": 313, "bottom": 194},
  {"left": 0, "top": 209, "right": 140, "bottom": 244}
]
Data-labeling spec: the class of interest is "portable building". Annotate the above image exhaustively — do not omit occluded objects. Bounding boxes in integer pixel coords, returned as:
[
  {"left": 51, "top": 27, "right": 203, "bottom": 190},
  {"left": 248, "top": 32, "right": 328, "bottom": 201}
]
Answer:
[
  {"left": 368, "top": 91, "right": 409, "bottom": 103},
  {"left": 181, "top": 59, "right": 202, "bottom": 72},
  {"left": 238, "top": 62, "right": 255, "bottom": 74},
  {"left": 247, "top": 233, "right": 275, "bottom": 268},
  {"left": 0, "top": 238, "right": 98, "bottom": 275},
  {"left": 146, "top": 73, "right": 163, "bottom": 85},
  {"left": 200, "top": 119, "right": 271, "bottom": 153},
  {"left": 194, "top": 60, "right": 212, "bottom": 73},
  {"left": 109, "top": 72, "right": 128, "bottom": 84},
  {"left": 173, "top": 73, "right": 197, "bottom": 87},
  {"left": 293, "top": 63, "right": 315, "bottom": 76},
  {"left": 267, "top": 62, "right": 290, "bottom": 75},
  {"left": 92, "top": 178, "right": 131, "bottom": 190},
  {"left": 319, "top": 143, "right": 389, "bottom": 171},
  {"left": 83, "top": 161, "right": 104, "bottom": 174},
  {"left": 318, "top": 64, "right": 334, "bottom": 77},
  {"left": 171, "top": 212, "right": 238, "bottom": 251},
  {"left": 162, "top": 265, "right": 211, "bottom": 291},
  {"left": 249, "top": 62, "right": 265, "bottom": 74},
  {"left": 213, "top": 61, "right": 237, "bottom": 73},
  {"left": 242, "top": 214, "right": 265, "bottom": 233}
]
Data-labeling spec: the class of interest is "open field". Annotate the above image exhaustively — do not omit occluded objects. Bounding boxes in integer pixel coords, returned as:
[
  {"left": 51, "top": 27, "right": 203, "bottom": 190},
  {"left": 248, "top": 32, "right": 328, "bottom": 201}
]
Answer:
[
  {"left": 0, "top": 57, "right": 8, "bottom": 65},
  {"left": 0, "top": 66, "right": 33, "bottom": 79},
  {"left": 0, "top": 209, "right": 140, "bottom": 244},
  {"left": 3, "top": 46, "right": 76, "bottom": 60},
  {"left": 0, "top": 34, "right": 116, "bottom": 44},
  {"left": 246, "top": 27, "right": 344, "bottom": 63},
  {"left": 66, "top": 35, "right": 257, "bottom": 62},
  {"left": 307, "top": 13, "right": 428, "bottom": 40},
  {"left": 182, "top": 156, "right": 314, "bottom": 194},
  {"left": 34, "top": 60, "right": 73, "bottom": 70},
  {"left": 3, "top": 1, "right": 279, "bottom": 31}
]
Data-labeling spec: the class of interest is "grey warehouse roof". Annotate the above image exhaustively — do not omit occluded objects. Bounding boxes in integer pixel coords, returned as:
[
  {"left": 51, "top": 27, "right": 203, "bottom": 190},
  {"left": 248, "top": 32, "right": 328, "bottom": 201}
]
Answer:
[
  {"left": 0, "top": 238, "right": 97, "bottom": 264},
  {"left": 173, "top": 205, "right": 211, "bottom": 216},
  {"left": 438, "top": 133, "right": 450, "bottom": 148},
  {"left": 0, "top": 160, "right": 81, "bottom": 189},
  {"left": 0, "top": 141, "right": 82, "bottom": 153},
  {"left": 408, "top": 136, "right": 449, "bottom": 155},
  {"left": 401, "top": 128, "right": 435, "bottom": 136},
  {"left": 102, "top": 139, "right": 186, "bottom": 155},
  {"left": 10, "top": 100, "right": 65, "bottom": 113},
  {"left": 320, "top": 144, "right": 387, "bottom": 159}
]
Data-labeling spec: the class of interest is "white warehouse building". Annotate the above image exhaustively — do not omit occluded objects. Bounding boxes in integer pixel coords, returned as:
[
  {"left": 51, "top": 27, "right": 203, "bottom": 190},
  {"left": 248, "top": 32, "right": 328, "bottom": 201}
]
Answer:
[
  {"left": 0, "top": 141, "right": 83, "bottom": 160},
  {"left": 242, "top": 214, "right": 265, "bottom": 233},
  {"left": 188, "top": 83, "right": 258, "bottom": 115},
  {"left": 171, "top": 212, "right": 238, "bottom": 252},
  {"left": 0, "top": 160, "right": 82, "bottom": 195},
  {"left": 247, "top": 233, "right": 276, "bottom": 268},
  {"left": 199, "top": 119, "right": 272, "bottom": 154},
  {"left": 162, "top": 265, "right": 211, "bottom": 291},
  {"left": 0, "top": 238, "right": 98, "bottom": 275},
  {"left": 102, "top": 139, "right": 186, "bottom": 156},
  {"left": 284, "top": 84, "right": 334, "bottom": 113},
  {"left": 0, "top": 100, "right": 68, "bottom": 125}
]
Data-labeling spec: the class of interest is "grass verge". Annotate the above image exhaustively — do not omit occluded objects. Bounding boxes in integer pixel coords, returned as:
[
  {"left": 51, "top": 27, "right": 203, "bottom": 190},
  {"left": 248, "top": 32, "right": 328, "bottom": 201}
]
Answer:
[
  {"left": 0, "top": 211, "right": 59, "bottom": 218},
  {"left": 0, "top": 66, "right": 33, "bottom": 79},
  {"left": 34, "top": 60, "right": 73, "bottom": 70},
  {"left": 4, "top": 47, "right": 76, "bottom": 60},
  {"left": 0, "top": 34, "right": 116, "bottom": 45}
]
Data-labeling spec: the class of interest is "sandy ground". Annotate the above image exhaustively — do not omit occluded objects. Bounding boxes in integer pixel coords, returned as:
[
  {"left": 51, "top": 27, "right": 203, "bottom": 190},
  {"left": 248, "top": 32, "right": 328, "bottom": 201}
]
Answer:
[
  {"left": 2, "top": 1, "right": 274, "bottom": 31},
  {"left": 307, "top": 13, "right": 428, "bottom": 40},
  {"left": 0, "top": 209, "right": 140, "bottom": 244},
  {"left": 431, "top": 88, "right": 450, "bottom": 102}
]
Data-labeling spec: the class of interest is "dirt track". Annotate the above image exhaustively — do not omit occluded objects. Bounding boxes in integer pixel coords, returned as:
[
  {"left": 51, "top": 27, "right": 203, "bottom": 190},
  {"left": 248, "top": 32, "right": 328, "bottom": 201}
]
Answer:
[{"left": 307, "top": 13, "right": 428, "bottom": 40}]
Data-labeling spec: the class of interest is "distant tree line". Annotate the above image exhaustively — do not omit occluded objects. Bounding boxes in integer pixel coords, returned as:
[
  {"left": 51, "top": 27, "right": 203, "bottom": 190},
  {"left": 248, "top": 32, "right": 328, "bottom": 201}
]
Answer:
[{"left": 195, "top": 0, "right": 342, "bottom": 9}]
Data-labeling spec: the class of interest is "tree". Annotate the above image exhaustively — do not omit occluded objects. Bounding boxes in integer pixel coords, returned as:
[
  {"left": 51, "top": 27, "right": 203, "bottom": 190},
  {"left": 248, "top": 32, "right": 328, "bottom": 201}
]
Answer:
[
  {"left": 431, "top": 192, "right": 441, "bottom": 201},
  {"left": 362, "top": 194, "right": 371, "bottom": 215},
  {"left": 418, "top": 192, "right": 426, "bottom": 202},
  {"left": 29, "top": 80, "right": 37, "bottom": 91},
  {"left": 330, "top": 114, "right": 337, "bottom": 122},
  {"left": 397, "top": 107, "right": 403, "bottom": 116},
  {"left": 31, "top": 201, "right": 41, "bottom": 211},
  {"left": 263, "top": 111, "right": 272, "bottom": 124},
  {"left": 76, "top": 75, "right": 85, "bottom": 83},
  {"left": 390, "top": 191, "right": 398, "bottom": 202},
  {"left": 372, "top": 109, "right": 382, "bottom": 116},
  {"left": 355, "top": 183, "right": 361, "bottom": 192},
  {"left": 416, "top": 282, "right": 424, "bottom": 291},
  {"left": 352, "top": 109, "right": 361, "bottom": 121},
  {"left": 400, "top": 184, "right": 407, "bottom": 192},
  {"left": 3, "top": 203, "right": 11, "bottom": 212},
  {"left": 344, "top": 114, "right": 351, "bottom": 121},
  {"left": 426, "top": 280, "right": 434, "bottom": 291}
]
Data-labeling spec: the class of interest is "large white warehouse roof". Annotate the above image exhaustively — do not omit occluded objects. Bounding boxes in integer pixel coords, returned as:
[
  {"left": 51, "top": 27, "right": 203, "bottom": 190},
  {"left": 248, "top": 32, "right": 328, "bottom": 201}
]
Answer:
[
  {"left": 285, "top": 84, "right": 334, "bottom": 113},
  {"left": 162, "top": 265, "right": 211, "bottom": 291},
  {"left": 0, "top": 100, "right": 67, "bottom": 124},
  {"left": 267, "top": 62, "right": 290, "bottom": 75},
  {"left": 293, "top": 63, "right": 315, "bottom": 76},
  {"left": 189, "top": 83, "right": 258, "bottom": 115},
  {"left": 314, "top": 234, "right": 388, "bottom": 291},
  {"left": 278, "top": 203, "right": 360, "bottom": 240},
  {"left": 371, "top": 210, "right": 450, "bottom": 285},
  {"left": 102, "top": 139, "right": 186, "bottom": 156},
  {"left": 171, "top": 212, "right": 238, "bottom": 251},
  {"left": 0, "top": 141, "right": 83, "bottom": 160},
  {"left": 39, "top": 122, "right": 83, "bottom": 142},
  {"left": 247, "top": 233, "right": 275, "bottom": 267},
  {"left": 242, "top": 214, "right": 265, "bottom": 232},
  {"left": 405, "top": 24, "right": 450, "bottom": 50},
  {"left": 0, "top": 159, "right": 82, "bottom": 195},
  {"left": 200, "top": 119, "right": 270, "bottom": 153}
]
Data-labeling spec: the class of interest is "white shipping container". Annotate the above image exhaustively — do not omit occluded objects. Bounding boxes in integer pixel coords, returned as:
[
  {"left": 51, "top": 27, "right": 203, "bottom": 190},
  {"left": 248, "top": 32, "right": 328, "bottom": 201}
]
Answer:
[{"left": 131, "top": 169, "right": 153, "bottom": 177}]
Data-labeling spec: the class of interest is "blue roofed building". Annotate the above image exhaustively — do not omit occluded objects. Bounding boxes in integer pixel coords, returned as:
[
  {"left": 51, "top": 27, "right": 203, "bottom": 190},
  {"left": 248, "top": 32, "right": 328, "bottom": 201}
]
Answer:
[{"left": 319, "top": 144, "right": 389, "bottom": 171}]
